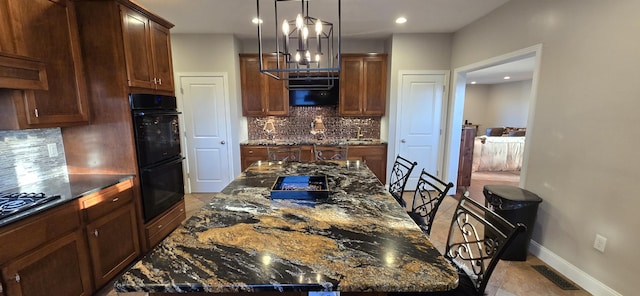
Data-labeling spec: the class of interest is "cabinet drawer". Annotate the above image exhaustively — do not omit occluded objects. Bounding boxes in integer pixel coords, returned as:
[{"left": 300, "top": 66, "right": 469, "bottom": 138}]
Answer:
[
  {"left": 145, "top": 199, "right": 186, "bottom": 247},
  {"left": 81, "top": 179, "right": 134, "bottom": 221},
  {"left": 0, "top": 202, "right": 80, "bottom": 265}
]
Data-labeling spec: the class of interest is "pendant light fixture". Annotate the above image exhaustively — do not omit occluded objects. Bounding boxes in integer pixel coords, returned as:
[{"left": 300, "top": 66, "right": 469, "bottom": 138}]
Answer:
[{"left": 256, "top": 0, "right": 341, "bottom": 89}]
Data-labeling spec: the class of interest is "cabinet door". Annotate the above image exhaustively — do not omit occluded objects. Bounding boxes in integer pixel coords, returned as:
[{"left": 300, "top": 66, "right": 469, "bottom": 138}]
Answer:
[
  {"left": 240, "top": 55, "right": 266, "bottom": 116},
  {"left": 263, "top": 56, "right": 289, "bottom": 115},
  {"left": 362, "top": 56, "right": 386, "bottom": 116},
  {"left": 86, "top": 203, "right": 140, "bottom": 288},
  {"left": 347, "top": 145, "right": 388, "bottom": 182},
  {"left": 240, "top": 146, "right": 268, "bottom": 171},
  {"left": 120, "top": 6, "right": 155, "bottom": 90},
  {"left": 339, "top": 57, "right": 363, "bottom": 115},
  {"left": 1, "top": 231, "right": 92, "bottom": 296},
  {"left": 150, "top": 21, "right": 174, "bottom": 92},
  {"left": 1, "top": 0, "right": 89, "bottom": 128}
]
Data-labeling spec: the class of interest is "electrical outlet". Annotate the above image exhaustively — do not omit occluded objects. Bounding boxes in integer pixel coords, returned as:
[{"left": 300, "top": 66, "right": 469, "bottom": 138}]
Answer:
[
  {"left": 47, "top": 143, "right": 58, "bottom": 158},
  {"left": 593, "top": 234, "right": 607, "bottom": 253}
]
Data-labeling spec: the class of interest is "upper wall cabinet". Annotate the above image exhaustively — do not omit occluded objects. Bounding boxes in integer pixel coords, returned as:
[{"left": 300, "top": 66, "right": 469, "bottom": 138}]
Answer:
[
  {"left": 121, "top": 6, "right": 174, "bottom": 93},
  {"left": 339, "top": 54, "right": 387, "bottom": 116},
  {"left": 0, "top": 0, "right": 90, "bottom": 129},
  {"left": 239, "top": 54, "right": 289, "bottom": 116},
  {"left": 73, "top": 0, "right": 175, "bottom": 96}
]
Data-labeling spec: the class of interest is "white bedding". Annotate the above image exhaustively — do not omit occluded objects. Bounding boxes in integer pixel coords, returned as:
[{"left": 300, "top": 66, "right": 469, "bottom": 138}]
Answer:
[{"left": 472, "top": 136, "right": 525, "bottom": 172}]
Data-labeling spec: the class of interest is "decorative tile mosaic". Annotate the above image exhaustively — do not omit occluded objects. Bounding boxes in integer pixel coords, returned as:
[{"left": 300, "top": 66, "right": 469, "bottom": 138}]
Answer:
[
  {"left": 247, "top": 106, "right": 381, "bottom": 141},
  {"left": 0, "top": 128, "right": 67, "bottom": 191}
]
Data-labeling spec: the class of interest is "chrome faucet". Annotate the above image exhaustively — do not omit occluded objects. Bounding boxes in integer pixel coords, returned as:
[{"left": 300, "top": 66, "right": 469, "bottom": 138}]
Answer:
[{"left": 356, "top": 127, "right": 364, "bottom": 139}]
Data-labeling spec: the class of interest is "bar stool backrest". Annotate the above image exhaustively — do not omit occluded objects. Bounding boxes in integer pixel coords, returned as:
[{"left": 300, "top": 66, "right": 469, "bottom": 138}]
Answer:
[
  {"left": 388, "top": 155, "right": 417, "bottom": 207},
  {"left": 267, "top": 146, "right": 302, "bottom": 162},
  {"left": 313, "top": 145, "right": 348, "bottom": 161},
  {"left": 407, "top": 169, "right": 453, "bottom": 236},
  {"left": 443, "top": 196, "right": 527, "bottom": 296}
]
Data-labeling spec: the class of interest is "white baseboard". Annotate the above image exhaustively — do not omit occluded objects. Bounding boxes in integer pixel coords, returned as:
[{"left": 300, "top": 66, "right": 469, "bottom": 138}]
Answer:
[{"left": 529, "top": 241, "right": 621, "bottom": 296}]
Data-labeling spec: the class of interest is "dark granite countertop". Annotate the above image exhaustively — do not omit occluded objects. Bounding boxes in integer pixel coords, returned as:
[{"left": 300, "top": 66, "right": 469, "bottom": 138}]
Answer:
[
  {"left": 0, "top": 173, "right": 135, "bottom": 227},
  {"left": 115, "top": 161, "right": 457, "bottom": 294},
  {"left": 241, "top": 138, "right": 387, "bottom": 146}
]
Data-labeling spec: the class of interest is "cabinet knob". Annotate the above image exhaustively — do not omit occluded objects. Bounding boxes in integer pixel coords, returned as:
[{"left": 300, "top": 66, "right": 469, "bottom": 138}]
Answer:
[
  {"left": 112, "top": 197, "right": 119, "bottom": 202},
  {"left": 157, "top": 224, "right": 163, "bottom": 229},
  {"left": 14, "top": 274, "right": 20, "bottom": 283},
  {"left": 158, "top": 78, "right": 162, "bottom": 85},
  {"left": 94, "top": 229, "right": 99, "bottom": 237},
  {"left": 34, "top": 108, "right": 39, "bottom": 118},
  {"left": 221, "top": 141, "right": 226, "bottom": 144},
  {"left": 401, "top": 139, "right": 406, "bottom": 143}
]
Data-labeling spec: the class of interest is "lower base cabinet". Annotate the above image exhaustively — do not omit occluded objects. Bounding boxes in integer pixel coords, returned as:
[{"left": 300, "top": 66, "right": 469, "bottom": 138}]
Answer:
[
  {"left": 80, "top": 179, "right": 140, "bottom": 290},
  {"left": 144, "top": 199, "right": 186, "bottom": 249},
  {"left": 1, "top": 231, "right": 92, "bottom": 296},
  {"left": 347, "top": 144, "right": 388, "bottom": 182},
  {"left": 240, "top": 144, "right": 388, "bottom": 182},
  {"left": 0, "top": 179, "right": 141, "bottom": 296},
  {"left": 85, "top": 203, "right": 139, "bottom": 288}
]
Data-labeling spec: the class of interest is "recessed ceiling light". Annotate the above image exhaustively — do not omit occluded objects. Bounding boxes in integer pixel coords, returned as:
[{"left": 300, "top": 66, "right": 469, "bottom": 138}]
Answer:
[
  {"left": 503, "top": 76, "right": 511, "bottom": 80},
  {"left": 396, "top": 17, "right": 407, "bottom": 24},
  {"left": 470, "top": 81, "right": 477, "bottom": 84},
  {"left": 252, "top": 18, "right": 263, "bottom": 24}
]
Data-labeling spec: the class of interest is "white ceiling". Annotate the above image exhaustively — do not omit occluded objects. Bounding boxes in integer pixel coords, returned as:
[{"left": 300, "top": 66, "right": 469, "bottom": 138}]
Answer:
[{"left": 133, "top": 0, "right": 533, "bottom": 84}]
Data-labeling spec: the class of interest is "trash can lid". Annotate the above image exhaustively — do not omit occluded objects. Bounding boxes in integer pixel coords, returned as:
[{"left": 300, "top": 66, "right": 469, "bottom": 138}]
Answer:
[{"left": 483, "top": 185, "right": 542, "bottom": 203}]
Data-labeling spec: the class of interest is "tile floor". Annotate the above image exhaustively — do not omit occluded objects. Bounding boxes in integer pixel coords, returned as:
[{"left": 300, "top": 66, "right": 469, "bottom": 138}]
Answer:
[{"left": 97, "top": 171, "right": 591, "bottom": 296}]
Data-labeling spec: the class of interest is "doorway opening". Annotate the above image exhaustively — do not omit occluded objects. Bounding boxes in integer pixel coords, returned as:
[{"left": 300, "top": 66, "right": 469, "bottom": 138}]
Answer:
[{"left": 446, "top": 44, "right": 542, "bottom": 202}]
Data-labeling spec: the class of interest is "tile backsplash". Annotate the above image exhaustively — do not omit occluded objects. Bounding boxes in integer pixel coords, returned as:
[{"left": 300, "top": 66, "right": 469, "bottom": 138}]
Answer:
[
  {"left": 0, "top": 128, "right": 67, "bottom": 191},
  {"left": 247, "top": 106, "right": 381, "bottom": 141}
]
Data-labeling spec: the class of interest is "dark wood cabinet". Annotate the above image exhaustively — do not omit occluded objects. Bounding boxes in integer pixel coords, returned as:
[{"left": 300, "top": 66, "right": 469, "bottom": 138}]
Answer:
[
  {"left": 80, "top": 180, "right": 139, "bottom": 289},
  {"left": 144, "top": 199, "right": 186, "bottom": 249},
  {"left": 0, "top": 202, "right": 92, "bottom": 296},
  {"left": 0, "top": 0, "right": 90, "bottom": 129},
  {"left": 457, "top": 126, "right": 476, "bottom": 188},
  {"left": 121, "top": 5, "right": 174, "bottom": 93},
  {"left": 240, "top": 145, "right": 269, "bottom": 170},
  {"left": 339, "top": 54, "right": 387, "bottom": 116},
  {"left": 0, "top": 180, "right": 142, "bottom": 296},
  {"left": 347, "top": 144, "right": 388, "bottom": 182},
  {"left": 240, "top": 144, "right": 387, "bottom": 181},
  {"left": 1, "top": 231, "right": 92, "bottom": 296},
  {"left": 239, "top": 54, "right": 289, "bottom": 116}
]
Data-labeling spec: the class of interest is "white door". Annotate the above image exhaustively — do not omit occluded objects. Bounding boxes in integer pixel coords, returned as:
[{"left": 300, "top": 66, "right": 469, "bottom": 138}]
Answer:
[
  {"left": 179, "top": 75, "right": 232, "bottom": 192},
  {"left": 397, "top": 72, "right": 446, "bottom": 189}
]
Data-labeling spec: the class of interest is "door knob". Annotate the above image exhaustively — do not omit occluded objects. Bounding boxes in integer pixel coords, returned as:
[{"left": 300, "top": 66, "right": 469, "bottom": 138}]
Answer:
[
  {"left": 401, "top": 139, "right": 406, "bottom": 143},
  {"left": 221, "top": 141, "right": 226, "bottom": 144}
]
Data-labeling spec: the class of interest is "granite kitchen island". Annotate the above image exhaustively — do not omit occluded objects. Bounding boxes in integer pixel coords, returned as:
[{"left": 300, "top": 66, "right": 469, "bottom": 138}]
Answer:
[{"left": 114, "top": 161, "right": 458, "bottom": 294}]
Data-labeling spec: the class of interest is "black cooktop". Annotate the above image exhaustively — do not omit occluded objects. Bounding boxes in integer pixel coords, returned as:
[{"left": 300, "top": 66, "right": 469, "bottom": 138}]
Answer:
[{"left": 0, "top": 193, "right": 62, "bottom": 221}]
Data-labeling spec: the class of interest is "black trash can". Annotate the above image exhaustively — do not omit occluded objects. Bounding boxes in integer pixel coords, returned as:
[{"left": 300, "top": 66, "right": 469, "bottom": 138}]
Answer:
[{"left": 483, "top": 185, "right": 542, "bottom": 261}]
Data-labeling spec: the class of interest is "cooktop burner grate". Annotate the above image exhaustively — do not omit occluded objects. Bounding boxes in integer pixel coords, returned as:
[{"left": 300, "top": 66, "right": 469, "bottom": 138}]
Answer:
[{"left": 0, "top": 193, "right": 62, "bottom": 220}]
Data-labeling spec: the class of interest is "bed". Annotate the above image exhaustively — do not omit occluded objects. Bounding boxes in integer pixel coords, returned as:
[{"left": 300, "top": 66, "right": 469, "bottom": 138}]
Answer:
[{"left": 472, "top": 135, "right": 525, "bottom": 172}]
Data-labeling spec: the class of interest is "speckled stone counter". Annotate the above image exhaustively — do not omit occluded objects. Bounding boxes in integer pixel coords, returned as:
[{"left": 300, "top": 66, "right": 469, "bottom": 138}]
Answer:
[{"left": 114, "top": 161, "right": 458, "bottom": 294}]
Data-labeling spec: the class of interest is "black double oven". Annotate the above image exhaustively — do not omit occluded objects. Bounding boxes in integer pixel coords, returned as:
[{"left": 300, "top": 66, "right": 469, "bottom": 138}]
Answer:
[{"left": 130, "top": 94, "right": 185, "bottom": 222}]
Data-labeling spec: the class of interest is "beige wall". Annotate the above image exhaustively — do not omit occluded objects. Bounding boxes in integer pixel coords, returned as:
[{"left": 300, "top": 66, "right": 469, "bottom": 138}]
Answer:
[
  {"left": 385, "top": 33, "right": 452, "bottom": 173},
  {"left": 452, "top": 0, "right": 640, "bottom": 294},
  {"left": 170, "top": 34, "right": 244, "bottom": 177},
  {"left": 464, "top": 81, "right": 532, "bottom": 135}
]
